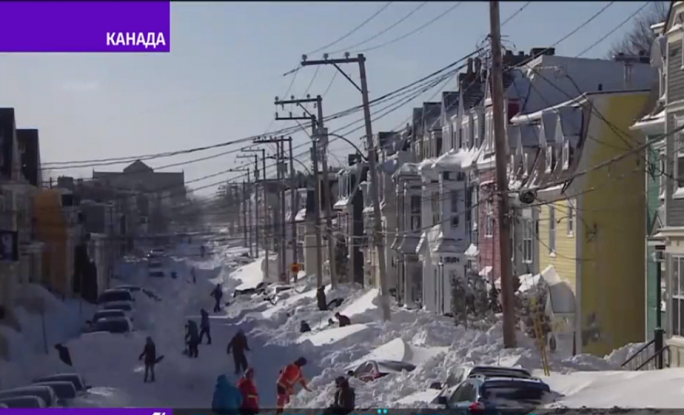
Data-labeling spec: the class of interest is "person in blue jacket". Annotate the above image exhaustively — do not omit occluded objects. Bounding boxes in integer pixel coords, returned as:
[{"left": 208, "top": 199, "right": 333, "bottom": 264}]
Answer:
[{"left": 212, "top": 374, "right": 243, "bottom": 413}]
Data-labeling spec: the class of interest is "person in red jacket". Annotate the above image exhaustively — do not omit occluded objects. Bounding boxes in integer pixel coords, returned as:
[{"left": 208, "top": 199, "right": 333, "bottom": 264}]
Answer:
[
  {"left": 237, "top": 367, "right": 259, "bottom": 415},
  {"left": 275, "top": 357, "right": 311, "bottom": 415}
]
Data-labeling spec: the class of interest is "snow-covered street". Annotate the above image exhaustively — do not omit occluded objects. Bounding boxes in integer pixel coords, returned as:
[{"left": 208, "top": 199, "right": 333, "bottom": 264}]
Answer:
[{"left": 2, "top": 238, "right": 684, "bottom": 409}]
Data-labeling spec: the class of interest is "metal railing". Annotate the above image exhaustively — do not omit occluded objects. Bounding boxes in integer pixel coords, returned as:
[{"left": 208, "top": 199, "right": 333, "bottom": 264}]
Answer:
[{"left": 621, "top": 328, "right": 668, "bottom": 370}]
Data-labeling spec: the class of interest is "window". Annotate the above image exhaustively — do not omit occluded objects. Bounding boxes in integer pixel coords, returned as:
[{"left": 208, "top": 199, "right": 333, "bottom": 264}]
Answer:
[
  {"left": 545, "top": 146, "right": 553, "bottom": 173},
  {"left": 567, "top": 201, "right": 574, "bottom": 237},
  {"left": 677, "top": 119, "right": 684, "bottom": 190},
  {"left": 671, "top": 256, "right": 684, "bottom": 336},
  {"left": 562, "top": 142, "right": 570, "bottom": 170},
  {"left": 431, "top": 192, "right": 441, "bottom": 225},
  {"left": 465, "top": 188, "right": 472, "bottom": 222},
  {"left": 436, "top": 135, "right": 443, "bottom": 157},
  {"left": 485, "top": 200, "right": 493, "bottom": 237},
  {"left": 659, "top": 150, "right": 666, "bottom": 200},
  {"left": 451, "top": 190, "right": 460, "bottom": 228},
  {"left": 410, "top": 195, "right": 421, "bottom": 231},
  {"left": 523, "top": 219, "right": 533, "bottom": 264},
  {"left": 523, "top": 153, "right": 529, "bottom": 174},
  {"left": 548, "top": 205, "right": 556, "bottom": 253}
]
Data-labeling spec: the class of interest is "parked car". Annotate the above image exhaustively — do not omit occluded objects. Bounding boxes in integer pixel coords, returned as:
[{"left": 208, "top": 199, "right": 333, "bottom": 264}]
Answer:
[
  {"left": 99, "top": 301, "right": 135, "bottom": 321},
  {"left": 431, "top": 365, "right": 534, "bottom": 404},
  {"left": 347, "top": 360, "right": 416, "bottom": 382},
  {"left": 115, "top": 285, "right": 141, "bottom": 292},
  {"left": 0, "top": 385, "right": 58, "bottom": 407},
  {"left": 436, "top": 376, "right": 551, "bottom": 413},
  {"left": 86, "top": 309, "right": 126, "bottom": 327},
  {"left": 0, "top": 396, "right": 46, "bottom": 408},
  {"left": 147, "top": 248, "right": 165, "bottom": 259},
  {"left": 32, "top": 381, "right": 77, "bottom": 401},
  {"left": 84, "top": 317, "right": 134, "bottom": 334},
  {"left": 97, "top": 289, "right": 134, "bottom": 304},
  {"left": 33, "top": 373, "right": 90, "bottom": 392},
  {"left": 148, "top": 261, "right": 164, "bottom": 278}
]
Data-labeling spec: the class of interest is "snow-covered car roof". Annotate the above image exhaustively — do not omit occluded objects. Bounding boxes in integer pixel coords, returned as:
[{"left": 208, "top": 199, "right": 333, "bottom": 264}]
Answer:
[{"left": 100, "top": 301, "right": 134, "bottom": 310}]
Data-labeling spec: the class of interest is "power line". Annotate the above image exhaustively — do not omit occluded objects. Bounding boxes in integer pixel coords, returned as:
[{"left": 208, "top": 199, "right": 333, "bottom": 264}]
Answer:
[
  {"left": 575, "top": 2, "right": 650, "bottom": 57},
  {"left": 326, "top": 2, "right": 429, "bottom": 55},
  {"left": 356, "top": 2, "right": 463, "bottom": 53},
  {"left": 305, "top": 2, "right": 393, "bottom": 56}
]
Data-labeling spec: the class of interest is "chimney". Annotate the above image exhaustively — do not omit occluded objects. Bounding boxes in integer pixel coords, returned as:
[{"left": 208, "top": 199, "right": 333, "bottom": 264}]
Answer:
[
  {"left": 505, "top": 50, "right": 513, "bottom": 57},
  {"left": 467, "top": 58, "right": 473, "bottom": 75},
  {"left": 474, "top": 57, "right": 482, "bottom": 75},
  {"left": 598, "top": 83, "right": 603, "bottom": 91},
  {"left": 519, "top": 51, "right": 525, "bottom": 57},
  {"left": 530, "top": 47, "right": 555, "bottom": 57}
]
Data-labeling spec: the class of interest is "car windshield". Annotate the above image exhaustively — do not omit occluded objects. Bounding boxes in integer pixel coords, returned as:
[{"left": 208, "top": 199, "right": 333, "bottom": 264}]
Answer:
[
  {"left": 95, "top": 319, "right": 130, "bottom": 333},
  {"left": 481, "top": 382, "right": 549, "bottom": 405}
]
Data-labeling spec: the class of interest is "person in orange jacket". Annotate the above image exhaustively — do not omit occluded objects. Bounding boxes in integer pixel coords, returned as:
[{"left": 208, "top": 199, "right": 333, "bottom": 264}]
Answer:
[
  {"left": 275, "top": 357, "right": 311, "bottom": 415},
  {"left": 237, "top": 367, "right": 259, "bottom": 415}
]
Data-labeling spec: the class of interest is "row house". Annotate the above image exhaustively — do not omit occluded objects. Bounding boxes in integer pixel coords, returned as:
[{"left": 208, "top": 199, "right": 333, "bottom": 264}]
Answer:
[
  {"left": 642, "top": 1, "right": 684, "bottom": 367},
  {"left": 334, "top": 154, "right": 367, "bottom": 285},
  {"left": 513, "top": 88, "right": 650, "bottom": 357}
]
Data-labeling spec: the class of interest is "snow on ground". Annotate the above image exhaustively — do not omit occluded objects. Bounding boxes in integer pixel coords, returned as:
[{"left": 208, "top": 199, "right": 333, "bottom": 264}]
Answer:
[{"left": 2, "top": 237, "right": 674, "bottom": 410}]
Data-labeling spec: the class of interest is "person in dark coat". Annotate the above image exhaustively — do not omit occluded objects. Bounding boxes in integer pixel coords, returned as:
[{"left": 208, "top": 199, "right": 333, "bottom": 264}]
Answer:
[
  {"left": 335, "top": 312, "right": 351, "bottom": 327},
  {"left": 316, "top": 286, "right": 327, "bottom": 311},
  {"left": 300, "top": 320, "right": 311, "bottom": 333},
  {"left": 199, "top": 309, "right": 212, "bottom": 344},
  {"left": 211, "top": 284, "right": 223, "bottom": 313},
  {"left": 185, "top": 320, "right": 200, "bottom": 358},
  {"left": 227, "top": 329, "right": 250, "bottom": 374},
  {"left": 138, "top": 336, "right": 157, "bottom": 382},
  {"left": 191, "top": 267, "right": 197, "bottom": 284},
  {"left": 323, "top": 376, "right": 355, "bottom": 415},
  {"left": 54, "top": 343, "right": 72, "bottom": 366}
]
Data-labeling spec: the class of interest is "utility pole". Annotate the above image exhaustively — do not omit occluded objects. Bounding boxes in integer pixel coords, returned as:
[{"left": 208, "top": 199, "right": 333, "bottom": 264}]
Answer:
[
  {"left": 315, "top": 95, "right": 338, "bottom": 288},
  {"left": 301, "top": 53, "right": 390, "bottom": 320},
  {"left": 273, "top": 98, "right": 324, "bottom": 287},
  {"left": 489, "top": 0, "right": 516, "bottom": 348},
  {"left": 241, "top": 180, "right": 248, "bottom": 249},
  {"left": 287, "top": 136, "right": 298, "bottom": 268},
  {"left": 237, "top": 153, "right": 260, "bottom": 258},
  {"left": 255, "top": 136, "right": 291, "bottom": 281}
]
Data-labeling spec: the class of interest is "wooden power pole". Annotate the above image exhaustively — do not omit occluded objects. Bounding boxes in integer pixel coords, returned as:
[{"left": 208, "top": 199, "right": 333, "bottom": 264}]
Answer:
[
  {"left": 301, "top": 53, "right": 390, "bottom": 321},
  {"left": 490, "top": 0, "right": 516, "bottom": 348},
  {"left": 273, "top": 97, "right": 324, "bottom": 287}
]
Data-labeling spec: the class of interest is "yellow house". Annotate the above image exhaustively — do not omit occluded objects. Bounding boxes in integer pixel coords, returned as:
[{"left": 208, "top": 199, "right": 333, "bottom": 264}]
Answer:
[
  {"left": 34, "top": 189, "right": 81, "bottom": 298},
  {"left": 515, "top": 90, "right": 648, "bottom": 356}
]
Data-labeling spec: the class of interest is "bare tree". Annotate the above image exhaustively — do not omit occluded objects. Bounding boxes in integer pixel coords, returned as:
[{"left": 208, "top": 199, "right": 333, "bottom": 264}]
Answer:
[{"left": 607, "top": 2, "right": 668, "bottom": 58}]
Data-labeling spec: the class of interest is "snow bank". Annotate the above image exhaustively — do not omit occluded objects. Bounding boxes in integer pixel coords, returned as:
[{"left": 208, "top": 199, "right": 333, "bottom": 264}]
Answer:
[
  {"left": 233, "top": 258, "right": 265, "bottom": 290},
  {"left": 297, "top": 324, "right": 370, "bottom": 346}
]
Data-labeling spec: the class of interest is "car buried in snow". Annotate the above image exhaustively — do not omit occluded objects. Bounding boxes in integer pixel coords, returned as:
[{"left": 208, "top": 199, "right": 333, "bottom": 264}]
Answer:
[
  {"left": 33, "top": 373, "right": 91, "bottom": 393},
  {"left": 97, "top": 289, "right": 134, "bottom": 304},
  {"left": 98, "top": 301, "right": 135, "bottom": 321},
  {"left": 83, "top": 316, "right": 134, "bottom": 334},
  {"left": 0, "top": 396, "right": 46, "bottom": 408},
  {"left": 434, "top": 376, "right": 552, "bottom": 414},
  {"left": 346, "top": 359, "right": 416, "bottom": 382},
  {"left": 0, "top": 385, "right": 58, "bottom": 407},
  {"left": 31, "top": 381, "right": 77, "bottom": 403},
  {"left": 430, "top": 365, "right": 535, "bottom": 407},
  {"left": 148, "top": 261, "right": 165, "bottom": 277}
]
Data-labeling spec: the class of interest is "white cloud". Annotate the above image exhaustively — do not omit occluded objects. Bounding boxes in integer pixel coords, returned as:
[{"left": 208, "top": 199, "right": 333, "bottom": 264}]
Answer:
[{"left": 60, "top": 80, "right": 100, "bottom": 92}]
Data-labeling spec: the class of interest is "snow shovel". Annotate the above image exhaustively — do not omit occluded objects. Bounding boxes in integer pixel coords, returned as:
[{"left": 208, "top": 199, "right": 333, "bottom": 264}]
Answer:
[{"left": 155, "top": 355, "right": 165, "bottom": 364}]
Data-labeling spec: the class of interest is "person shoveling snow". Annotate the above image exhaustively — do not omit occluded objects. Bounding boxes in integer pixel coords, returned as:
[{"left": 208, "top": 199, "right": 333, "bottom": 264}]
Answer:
[
  {"left": 138, "top": 336, "right": 163, "bottom": 383},
  {"left": 275, "top": 357, "right": 311, "bottom": 415},
  {"left": 227, "top": 329, "right": 250, "bottom": 374},
  {"left": 322, "top": 376, "right": 355, "bottom": 415}
]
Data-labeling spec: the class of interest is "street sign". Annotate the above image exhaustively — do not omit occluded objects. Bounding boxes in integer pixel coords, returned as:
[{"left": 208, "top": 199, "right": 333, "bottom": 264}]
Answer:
[{"left": 290, "top": 263, "right": 300, "bottom": 274}]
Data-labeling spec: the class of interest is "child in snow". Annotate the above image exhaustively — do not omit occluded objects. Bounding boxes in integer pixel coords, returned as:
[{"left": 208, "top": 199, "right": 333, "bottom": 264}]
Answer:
[
  {"left": 335, "top": 312, "right": 351, "bottom": 327},
  {"left": 212, "top": 374, "right": 242, "bottom": 413},
  {"left": 323, "top": 376, "right": 355, "bottom": 415}
]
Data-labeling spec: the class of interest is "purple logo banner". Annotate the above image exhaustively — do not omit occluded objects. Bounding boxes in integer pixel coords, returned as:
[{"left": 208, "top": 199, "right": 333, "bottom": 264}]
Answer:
[
  {"left": 0, "top": 1, "right": 171, "bottom": 53},
  {"left": 0, "top": 410, "right": 172, "bottom": 415}
]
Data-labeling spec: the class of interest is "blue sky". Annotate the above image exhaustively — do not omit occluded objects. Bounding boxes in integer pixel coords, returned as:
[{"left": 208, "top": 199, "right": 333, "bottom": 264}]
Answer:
[{"left": 0, "top": 1, "right": 652, "bottom": 196}]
